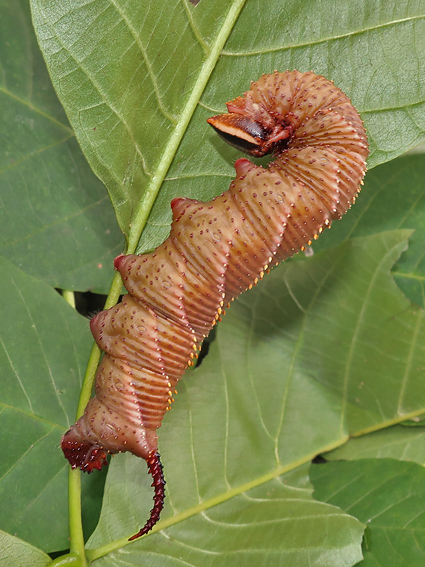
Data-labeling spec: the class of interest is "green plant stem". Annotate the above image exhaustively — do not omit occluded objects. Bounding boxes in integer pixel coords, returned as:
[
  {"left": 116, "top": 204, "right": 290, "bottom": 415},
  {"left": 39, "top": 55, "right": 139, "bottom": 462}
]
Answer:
[
  {"left": 66, "top": 1, "right": 248, "bottom": 562},
  {"left": 65, "top": 344, "right": 102, "bottom": 567},
  {"left": 62, "top": 290, "right": 76, "bottom": 309},
  {"left": 68, "top": 469, "right": 87, "bottom": 567},
  {"left": 47, "top": 552, "right": 81, "bottom": 566}
]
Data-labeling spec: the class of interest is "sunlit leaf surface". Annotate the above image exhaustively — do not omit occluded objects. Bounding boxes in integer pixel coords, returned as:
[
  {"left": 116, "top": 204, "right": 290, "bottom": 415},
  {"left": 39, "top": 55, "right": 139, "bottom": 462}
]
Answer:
[
  {"left": 0, "top": 531, "right": 50, "bottom": 567},
  {"left": 30, "top": 0, "right": 425, "bottom": 247}
]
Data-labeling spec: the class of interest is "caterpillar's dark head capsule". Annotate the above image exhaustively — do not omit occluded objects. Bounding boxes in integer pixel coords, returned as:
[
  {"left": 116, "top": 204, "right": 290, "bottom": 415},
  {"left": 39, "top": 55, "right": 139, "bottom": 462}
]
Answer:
[
  {"left": 207, "top": 113, "right": 270, "bottom": 156},
  {"left": 208, "top": 113, "right": 294, "bottom": 157}
]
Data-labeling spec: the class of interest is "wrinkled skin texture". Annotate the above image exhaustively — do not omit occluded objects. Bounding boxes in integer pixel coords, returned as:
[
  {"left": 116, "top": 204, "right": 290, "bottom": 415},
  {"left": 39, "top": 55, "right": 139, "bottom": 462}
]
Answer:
[{"left": 62, "top": 71, "right": 369, "bottom": 539}]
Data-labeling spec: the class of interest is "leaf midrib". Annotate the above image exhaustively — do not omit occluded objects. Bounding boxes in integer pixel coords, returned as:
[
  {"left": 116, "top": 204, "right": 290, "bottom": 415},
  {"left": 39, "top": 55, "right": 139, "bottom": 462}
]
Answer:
[{"left": 125, "top": 0, "right": 248, "bottom": 254}]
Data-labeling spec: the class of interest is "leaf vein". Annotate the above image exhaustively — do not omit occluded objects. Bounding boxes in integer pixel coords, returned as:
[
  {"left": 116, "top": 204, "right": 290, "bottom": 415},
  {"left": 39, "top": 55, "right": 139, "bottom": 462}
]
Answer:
[
  {"left": 109, "top": 0, "right": 178, "bottom": 124},
  {"left": 221, "top": 14, "right": 425, "bottom": 57}
]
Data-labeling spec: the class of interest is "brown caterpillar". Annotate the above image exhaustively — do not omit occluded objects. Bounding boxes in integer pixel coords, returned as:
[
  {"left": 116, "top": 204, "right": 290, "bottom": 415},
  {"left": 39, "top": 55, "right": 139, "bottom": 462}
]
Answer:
[{"left": 61, "top": 70, "right": 368, "bottom": 540}]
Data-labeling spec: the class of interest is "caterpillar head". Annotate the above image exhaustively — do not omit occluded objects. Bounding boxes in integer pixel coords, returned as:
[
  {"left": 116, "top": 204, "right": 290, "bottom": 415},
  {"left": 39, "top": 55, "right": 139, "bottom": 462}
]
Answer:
[{"left": 207, "top": 113, "right": 294, "bottom": 157}]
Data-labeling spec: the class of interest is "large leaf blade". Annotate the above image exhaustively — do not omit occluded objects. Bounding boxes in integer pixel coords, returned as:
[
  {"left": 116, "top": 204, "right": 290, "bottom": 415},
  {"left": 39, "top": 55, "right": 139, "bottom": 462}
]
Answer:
[
  {"left": 0, "top": 531, "right": 50, "bottom": 567},
  {"left": 31, "top": 0, "right": 425, "bottom": 246},
  {"left": 30, "top": 0, "right": 245, "bottom": 235},
  {"left": 138, "top": 0, "right": 425, "bottom": 253},
  {"left": 0, "top": 256, "right": 93, "bottom": 551},
  {"left": 84, "top": 230, "right": 425, "bottom": 564},
  {"left": 87, "top": 463, "right": 364, "bottom": 567}
]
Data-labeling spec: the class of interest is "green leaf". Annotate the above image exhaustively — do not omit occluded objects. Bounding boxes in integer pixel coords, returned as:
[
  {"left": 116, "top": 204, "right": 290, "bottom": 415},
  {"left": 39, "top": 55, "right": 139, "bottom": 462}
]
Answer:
[
  {"left": 310, "top": 459, "right": 425, "bottom": 567},
  {"left": 0, "top": 256, "right": 92, "bottom": 551},
  {"left": 83, "top": 230, "right": 425, "bottom": 564},
  {"left": 324, "top": 425, "right": 425, "bottom": 464},
  {"left": 30, "top": 0, "right": 425, "bottom": 249},
  {"left": 0, "top": 530, "right": 50, "bottom": 567},
  {"left": 30, "top": 0, "right": 245, "bottom": 240},
  {"left": 87, "top": 462, "right": 364, "bottom": 567},
  {"left": 0, "top": 0, "right": 123, "bottom": 293},
  {"left": 310, "top": 154, "right": 425, "bottom": 308}
]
